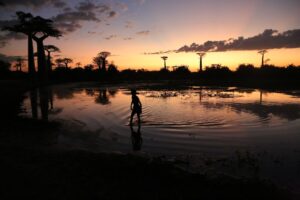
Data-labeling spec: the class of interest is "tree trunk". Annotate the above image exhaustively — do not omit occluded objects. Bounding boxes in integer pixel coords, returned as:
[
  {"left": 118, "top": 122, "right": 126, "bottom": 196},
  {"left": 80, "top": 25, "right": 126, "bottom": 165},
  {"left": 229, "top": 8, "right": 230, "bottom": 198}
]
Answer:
[
  {"left": 102, "top": 58, "right": 106, "bottom": 72},
  {"left": 28, "top": 35, "right": 36, "bottom": 80},
  {"left": 200, "top": 57, "right": 203, "bottom": 72},
  {"left": 47, "top": 51, "right": 52, "bottom": 74},
  {"left": 39, "top": 87, "right": 49, "bottom": 121},
  {"left": 36, "top": 39, "right": 48, "bottom": 84},
  {"left": 30, "top": 89, "right": 38, "bottom": 119}
]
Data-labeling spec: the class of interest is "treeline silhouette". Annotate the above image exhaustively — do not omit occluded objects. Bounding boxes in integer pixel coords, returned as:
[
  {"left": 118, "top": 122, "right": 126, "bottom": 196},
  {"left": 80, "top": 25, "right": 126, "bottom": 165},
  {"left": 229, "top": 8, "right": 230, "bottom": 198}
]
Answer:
[{"left": 1, "top": 57, "right": 300, "bottom": 88}]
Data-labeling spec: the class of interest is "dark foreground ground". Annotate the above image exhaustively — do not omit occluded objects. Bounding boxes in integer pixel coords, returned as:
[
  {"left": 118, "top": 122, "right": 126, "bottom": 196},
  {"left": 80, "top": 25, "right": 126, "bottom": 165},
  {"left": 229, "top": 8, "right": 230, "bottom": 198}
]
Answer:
[
  {"left": 0, "top": 145, "right": 290, "bottom": 200},
  {"left": 0, "top": 80, "right": 294, "bottom": 200}
]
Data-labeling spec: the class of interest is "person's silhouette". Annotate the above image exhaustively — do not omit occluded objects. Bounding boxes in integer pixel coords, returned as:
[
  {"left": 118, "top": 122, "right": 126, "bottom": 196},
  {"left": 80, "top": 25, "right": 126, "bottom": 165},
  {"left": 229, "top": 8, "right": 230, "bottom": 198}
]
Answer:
[
  {"left": 130, "top": 89, "right": 142, "bottom": 125},
  {"left": 130, "top": 124, "right": 142, "bottom": 151}
]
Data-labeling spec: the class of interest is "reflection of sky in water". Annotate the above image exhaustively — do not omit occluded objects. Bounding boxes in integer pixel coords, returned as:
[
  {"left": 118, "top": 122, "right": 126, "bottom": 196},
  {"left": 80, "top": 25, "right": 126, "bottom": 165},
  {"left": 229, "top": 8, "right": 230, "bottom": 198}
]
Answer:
[
  {"left": 19, "top": 85, "right": 300, "bottom": 191},
  {"left": 21, "top": 86, "right": 300, "bottom": 132},
  {"left": 19, "top": 85, "right": 300, "bottom": 157}
]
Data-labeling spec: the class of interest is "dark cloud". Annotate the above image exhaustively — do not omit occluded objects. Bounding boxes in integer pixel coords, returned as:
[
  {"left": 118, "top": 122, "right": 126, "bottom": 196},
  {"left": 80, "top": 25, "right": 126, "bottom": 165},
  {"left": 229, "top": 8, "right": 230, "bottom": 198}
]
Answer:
[
  {"left": 0, "top": 18, "right": 26, "bottom": 48},
  {"left": 144, "top": 50, "right": 173, "bottom": 55},
  {"left": 0, "top": 0, "right": 66, "bottom": 8},
  {"left": 177, "top": 29, "right": 300, "bottom": 53},
  {"left": 63, "top": 7, "right": 72, "bottom": 12},
  {"left": 88, "top": 31, "right": 97, "bottom": 35},
  {"left": 52, "top": 11, "right": 100, "bottom": 33},
  {"left": 123, "top": 37, "right": 133, "bottom": 40},
  {"left": 136, "top": 30, "right": 150, "bottom": 36},
  {"left": 145, "top": 29, "right": 300, "bottom": 55},
  {"left": 125, "top": 21, "right": 134, "bottom": 29},
  {"left": 52, "top": 1, "right": 116, "bottom": 33},
  {"left": 105, "top": 35, "right": 117, "bottom": 40},
  {"left": 0, "top": 53, "right": 24, "bottom": 62},
  {"left": 108, "top": 11, "right": 117, "bottom": 18}
]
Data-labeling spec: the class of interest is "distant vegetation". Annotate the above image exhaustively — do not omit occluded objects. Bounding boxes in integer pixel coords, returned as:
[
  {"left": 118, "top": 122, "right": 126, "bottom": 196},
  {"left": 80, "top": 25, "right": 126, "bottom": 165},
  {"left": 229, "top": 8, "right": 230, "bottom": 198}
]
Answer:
[{"left": 1, "top": 55, "right": 300, "bottom": 88}]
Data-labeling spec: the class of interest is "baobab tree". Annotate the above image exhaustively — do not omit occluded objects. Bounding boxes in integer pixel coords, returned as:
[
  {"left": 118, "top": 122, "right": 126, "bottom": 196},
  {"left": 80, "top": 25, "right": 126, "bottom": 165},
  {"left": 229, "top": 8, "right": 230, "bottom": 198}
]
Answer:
[
  {"left": 61, "top": 58, "right": 73, "bottom": 68},
  {"left": 93, "top": 56, "right": 102, "bottom": 71},
  {"left": 98, "top": 51, "right": 111, "bottom": 72},
  {"left": 258, "top": 50, "right": 268, "bottom": 67},
  {"left": 197, "top": 52, "right": 206, "bottom": 72},
  {"left": 14, "top": 57, "right": 25, "bottom": 72},
  {"left": 161, "top": 56, "right": 168, "bottom": 70},
  {"left": 3, "top": 12, "right": 36, "bottom": 79},
  {"left": 31, "top": 16, "right": 61, "bottom": 83},
  {"left": 44, "top": 45, "right": 60, "bottom": 73},
  {"left": 55, "top": 58, "right": 64, "bottom": 68},
  {"left": 76, "top": 62, "right": 82, "bottom": 68}
]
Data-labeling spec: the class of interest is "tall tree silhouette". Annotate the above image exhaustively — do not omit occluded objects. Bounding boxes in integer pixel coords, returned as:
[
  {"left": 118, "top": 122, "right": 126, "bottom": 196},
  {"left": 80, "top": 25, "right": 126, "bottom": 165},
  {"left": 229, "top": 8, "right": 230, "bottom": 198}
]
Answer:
[
  {"left": 258, "top": 50, "right": 268, "bottom": 67},
  {"left": 44, "top": 45, "right": 60, "bottom": 73},
  {"left": 55, "top": 58, "right": 63, "bottom": 68},
  {"left": 98, "top": 51, "right": 111, "bottom": 72},
  {"left": 3, "top": 12, "right": 36, "bottom": 79},
  {"left": 93, "top": 55, "right": 102, "bottom": 71},
  {"left": 31, "top": 16, "right": 61, "bottom": 83},
  {"left": 197, "top": 52, "right": 206, "bottom": 72},
  {"left": 61, "top": 58, "right": 73, "bottom": 68},
  {"left": 14, "top": 57, "right": 25, "bottom": 72},
  {"left": 161, "top": 56, "right": 168, "bottom": 70},
  {"left": 76, "top": 62, "right": 82, "bottom": 68}
]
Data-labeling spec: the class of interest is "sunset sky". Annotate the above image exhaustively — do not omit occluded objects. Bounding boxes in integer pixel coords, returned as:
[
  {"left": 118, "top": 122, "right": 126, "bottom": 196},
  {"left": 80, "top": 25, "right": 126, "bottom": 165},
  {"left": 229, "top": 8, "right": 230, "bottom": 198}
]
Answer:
[{"left": 0, "top": 0, "right": 300, "bottom": 71}]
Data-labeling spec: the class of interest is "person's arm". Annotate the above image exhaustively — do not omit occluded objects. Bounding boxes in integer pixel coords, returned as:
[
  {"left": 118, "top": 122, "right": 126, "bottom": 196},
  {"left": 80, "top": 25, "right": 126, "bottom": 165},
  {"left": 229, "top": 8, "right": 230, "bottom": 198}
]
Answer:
[{"left": 130, "top": 101, "right": 133, "bottom": 110}]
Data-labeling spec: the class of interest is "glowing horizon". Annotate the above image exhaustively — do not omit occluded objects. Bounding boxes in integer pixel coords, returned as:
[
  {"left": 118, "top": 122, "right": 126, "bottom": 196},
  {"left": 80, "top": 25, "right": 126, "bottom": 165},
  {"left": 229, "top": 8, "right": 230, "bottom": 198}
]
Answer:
[{"left": 1, "top": 0, "right": 300, "bottom": 71}]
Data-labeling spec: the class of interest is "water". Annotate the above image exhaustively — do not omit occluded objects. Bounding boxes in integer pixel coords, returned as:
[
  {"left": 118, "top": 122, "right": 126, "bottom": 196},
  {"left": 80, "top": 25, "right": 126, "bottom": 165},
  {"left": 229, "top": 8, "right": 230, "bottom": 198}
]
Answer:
[
  {"left": 19, "top": 83, "right": 300, "bottom": 192},
  {"left": 20, "top": 83, "right": 300, "bottom": 155}
]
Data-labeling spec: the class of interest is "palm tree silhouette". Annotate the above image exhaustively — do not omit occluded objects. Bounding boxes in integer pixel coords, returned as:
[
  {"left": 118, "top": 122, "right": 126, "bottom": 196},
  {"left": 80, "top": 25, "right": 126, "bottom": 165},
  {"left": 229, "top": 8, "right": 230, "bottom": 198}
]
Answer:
[
  {"left": 3, "top": 12, "right": 36, "bottom": 79},
  {"left": 44, "top": 45, "right": 60, "bottom": 73},
  {"left": 161, "top": 56, "right": 168, "bottom": 70},
  {"left": 31, "top": 16, "right": 61, "bottom": 83},
  {"left": 197, "top": 52, "right": 206, "bottom": 72},
  {"left": 258, "top": 50, "right": 268, "bottom": 67}
]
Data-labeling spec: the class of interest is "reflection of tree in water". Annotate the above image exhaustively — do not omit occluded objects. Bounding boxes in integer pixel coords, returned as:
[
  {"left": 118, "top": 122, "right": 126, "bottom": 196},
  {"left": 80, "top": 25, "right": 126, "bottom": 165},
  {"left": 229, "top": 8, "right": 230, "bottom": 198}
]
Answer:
[
  {"left": 108, "top": 89, "right": 117, "bottom": 97},
  {"left": 53, "top": 87, "right": 85, "bottom": 100},
  {"left": 229, "top": 103, "right": 300, "bottom": 121},
  {"left": 39, "top": 87, "right": 49, "bottom": 121},
  {"left": 85, "top": 88, "right": 117, "bottom": 105},
  {"left": 29, "top": 87, "right": 63, "bottom": 121},
  {"left": 201, "top": 101, "right": 300, "bottom": 121},
  {"left": 96, "top": 90, "right": 110, "bottom": 105},
  {"left": 85, "top": 88, "right": 95, "bottom": 96}
]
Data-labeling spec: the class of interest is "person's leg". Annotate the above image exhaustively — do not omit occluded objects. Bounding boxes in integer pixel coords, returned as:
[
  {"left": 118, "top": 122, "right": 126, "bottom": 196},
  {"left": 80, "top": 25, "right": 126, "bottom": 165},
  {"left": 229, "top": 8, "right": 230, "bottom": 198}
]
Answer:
[
  {"left": 137, "top": 113, "right": 141, "bottom": 125},
  {"left": 130, "top": 111, "right": 135, "bottom": 125}
]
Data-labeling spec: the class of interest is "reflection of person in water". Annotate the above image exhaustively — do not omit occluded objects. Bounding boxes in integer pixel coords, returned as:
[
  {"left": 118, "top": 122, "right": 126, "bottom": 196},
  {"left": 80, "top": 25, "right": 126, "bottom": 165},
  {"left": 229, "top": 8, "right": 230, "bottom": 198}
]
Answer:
[
  {"left": 130, "top": 125, "right": 142, "bottom": 151},
  {"left": 130, "top": 89, "right": 142, "bottom": 125}
]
